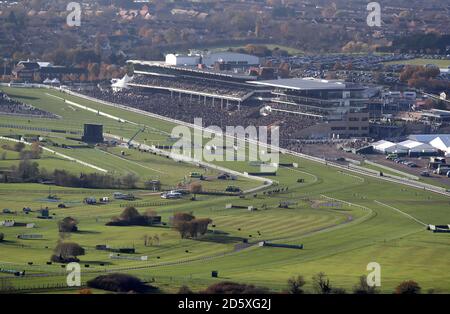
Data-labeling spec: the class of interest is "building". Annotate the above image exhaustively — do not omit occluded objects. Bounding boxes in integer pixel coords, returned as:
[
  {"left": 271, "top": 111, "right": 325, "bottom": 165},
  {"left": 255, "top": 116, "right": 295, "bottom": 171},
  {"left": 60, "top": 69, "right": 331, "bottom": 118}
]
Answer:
[
  {"left": 82, "top": 124, "right": 104, "bottom": 144},
  {"left": 397, "top": 140, "right": 438, "bottom": 157},
  {"left": 248, "top": 78, "right": 370, "bottom": 139},
  {"left": 165, "top": 54, "right": 201, "bottom": 66},
  {"left": 249, "top": 78, "right": 368, "bottom": 118},
  {"left": 421, "top": 109, "right": 450, "bottom": 124},
  {"left": 409, "top": 134, "right": 450, "bottom": 157},
  {"left": 164, "top": 51, "right": 260, "bottom": 68},
  {"left": 127, "top": 59, "right": 258, "bottom": 109},
  {"left": 13, "top": 61, "right": 86, "bottom": 82},
  {"left": 372, "top": 140, "right": 408, "bottom": 155}
]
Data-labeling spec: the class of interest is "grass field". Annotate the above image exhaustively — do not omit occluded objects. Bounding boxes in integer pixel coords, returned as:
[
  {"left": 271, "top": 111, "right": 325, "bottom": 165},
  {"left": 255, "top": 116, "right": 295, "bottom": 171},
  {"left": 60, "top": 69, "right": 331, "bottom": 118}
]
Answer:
[
  {"left": 0, "top": 87, "right": 449, "bottom": 294},
  {"left": 384, "top": 58, "right": 450, "bottom": 68}
]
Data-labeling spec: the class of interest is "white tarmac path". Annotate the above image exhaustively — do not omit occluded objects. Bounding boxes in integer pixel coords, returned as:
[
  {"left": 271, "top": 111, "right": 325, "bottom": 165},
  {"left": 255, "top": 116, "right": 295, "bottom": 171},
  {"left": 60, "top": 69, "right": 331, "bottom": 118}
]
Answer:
[
  {"left": 0, "top": 136, "right": 108, "bottom": 173},
  {"left": 374, "top": 200, "right": 428, "bottom": 226}
]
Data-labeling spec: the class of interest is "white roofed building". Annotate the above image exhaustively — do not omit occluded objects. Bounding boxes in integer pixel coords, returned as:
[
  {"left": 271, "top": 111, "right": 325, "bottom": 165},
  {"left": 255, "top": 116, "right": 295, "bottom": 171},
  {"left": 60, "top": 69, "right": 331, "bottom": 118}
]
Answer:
[
  {"left": 163, "top": 51, "right": 259, "bottom": 68},
  {"left": 111, "top": 74, "right": 133, "bottom": 92},
  {"left": 398, "top": 140, "right": 438, "bottom": 156},
  {"left": 373, "top": 140, "right": 408, "bottom": 154},
  {"left": 430, "top": 136, "right": 450, "bottom": 157}
]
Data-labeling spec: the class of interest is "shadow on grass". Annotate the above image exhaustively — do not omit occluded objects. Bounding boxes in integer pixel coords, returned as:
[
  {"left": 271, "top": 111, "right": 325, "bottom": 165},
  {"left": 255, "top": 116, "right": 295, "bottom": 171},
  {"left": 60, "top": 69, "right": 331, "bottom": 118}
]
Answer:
[
  {"left": 194, "top": 234, "right": 246, "bottom": 244},
  {"left": 7, "top": 94, "right": 40, "bottom": 100},
  {"left": 76, "top": 230, "right": 101, "bottom": 235}
]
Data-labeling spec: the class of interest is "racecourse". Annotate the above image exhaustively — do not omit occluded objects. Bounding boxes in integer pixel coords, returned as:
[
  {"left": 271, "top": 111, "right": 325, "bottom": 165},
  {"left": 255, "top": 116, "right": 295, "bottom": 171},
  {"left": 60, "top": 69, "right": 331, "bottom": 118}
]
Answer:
[{"left": 0, "top": 86, "right": 449, "bottom": 294}]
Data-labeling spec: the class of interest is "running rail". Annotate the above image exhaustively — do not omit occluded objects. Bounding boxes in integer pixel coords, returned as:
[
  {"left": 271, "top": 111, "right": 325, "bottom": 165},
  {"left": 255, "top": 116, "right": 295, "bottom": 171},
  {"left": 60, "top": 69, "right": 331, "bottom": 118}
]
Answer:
[{"left": 26, "top": 85, "right": 450, "bottom": 197}]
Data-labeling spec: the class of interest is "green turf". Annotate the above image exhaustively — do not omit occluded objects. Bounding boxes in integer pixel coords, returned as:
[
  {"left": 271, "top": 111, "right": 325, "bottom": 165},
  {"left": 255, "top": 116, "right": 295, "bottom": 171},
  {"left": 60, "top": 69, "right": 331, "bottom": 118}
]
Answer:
[{"left": 0, "top": 87, "right": 449, "bottom": 294}]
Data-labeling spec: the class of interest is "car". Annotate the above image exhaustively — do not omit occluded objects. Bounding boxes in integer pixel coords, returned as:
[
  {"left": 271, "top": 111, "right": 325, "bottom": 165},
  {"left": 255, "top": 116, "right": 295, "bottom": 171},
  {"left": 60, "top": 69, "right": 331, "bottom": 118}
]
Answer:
[
  {"left": 161, "top": 191, "right": 182, "bottom": 199},
  {"left": 226, "top": 186, "right": 241, "bottom": 193}
]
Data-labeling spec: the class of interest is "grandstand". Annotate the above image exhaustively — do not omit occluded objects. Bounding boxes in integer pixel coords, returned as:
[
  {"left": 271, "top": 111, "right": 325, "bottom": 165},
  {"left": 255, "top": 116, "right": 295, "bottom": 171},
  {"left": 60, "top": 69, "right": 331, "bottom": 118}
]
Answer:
[
  {"left": 89, "top": 59, "right": 373, "bottom": 142},
  {"left": 249, "top": 78, "right": 369, "bottom": 119},
  {"left": 126, "top": 60, "right": 261, "bottom": 109},
  {"left": 0, "top": 91, "right": 58, "bottom": 118},
  {"left": 80, "top": 88, "right": 316, "bottom": 144}
]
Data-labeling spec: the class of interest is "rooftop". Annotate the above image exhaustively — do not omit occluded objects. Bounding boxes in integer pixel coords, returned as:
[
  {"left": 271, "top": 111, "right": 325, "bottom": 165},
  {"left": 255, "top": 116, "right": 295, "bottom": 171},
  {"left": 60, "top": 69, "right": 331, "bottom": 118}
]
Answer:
[{"left": 247, "top": 78, "right": 358, "bottom": 90}]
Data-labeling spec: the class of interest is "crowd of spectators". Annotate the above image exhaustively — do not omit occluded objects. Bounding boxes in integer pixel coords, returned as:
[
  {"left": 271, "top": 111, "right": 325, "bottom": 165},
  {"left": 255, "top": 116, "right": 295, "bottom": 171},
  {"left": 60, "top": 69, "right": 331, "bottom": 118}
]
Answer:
[
  {"left": 81, "top": 89, "right": 317, "bottom": 150},
  {"left": 131, "top": 75, "right": 252, "bottom": 99},
  {"left": 0, "top": 92, "right": 58, "bottom": 118}
]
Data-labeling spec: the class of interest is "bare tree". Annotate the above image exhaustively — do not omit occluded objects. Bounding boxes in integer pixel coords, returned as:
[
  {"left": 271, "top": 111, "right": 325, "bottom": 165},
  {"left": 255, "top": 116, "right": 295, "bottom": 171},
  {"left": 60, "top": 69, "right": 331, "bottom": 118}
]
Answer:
[
  {"left": 287, "top": 275, "right": 306, "bottom": 294},
  {"left": 353, "top": 275, "right": 379, "bottom": 294}
]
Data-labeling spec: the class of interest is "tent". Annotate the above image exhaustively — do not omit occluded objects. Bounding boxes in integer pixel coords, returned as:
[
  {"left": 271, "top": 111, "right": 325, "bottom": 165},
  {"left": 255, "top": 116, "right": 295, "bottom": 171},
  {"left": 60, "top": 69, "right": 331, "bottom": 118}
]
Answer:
[
  {"left": 43, "top": 78, "right": 52, "bottom": 84},
  {"left": 111, "top": 74, "right": 133, "bottom": 92},
  {"left": 430, "top": 136, "right": 450, "bottom": 157},
  {"left": 372, "top": 140, "right": 408, "bottom": 155},
  {"left": 398, "top": 140, "right": 438, "bottom": 156}
]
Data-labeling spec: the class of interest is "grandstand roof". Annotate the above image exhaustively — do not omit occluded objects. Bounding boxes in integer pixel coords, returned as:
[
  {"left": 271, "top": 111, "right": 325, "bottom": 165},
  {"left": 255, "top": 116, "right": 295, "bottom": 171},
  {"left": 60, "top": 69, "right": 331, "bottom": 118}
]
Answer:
[
  {"left": 409, "top": 134, "right": 450, "bottom": 144},
  {"left": 248, "top": 78, "right": 354, "bottom": 91},
  {"left": 372, "top": 140, "right": 408, "bottom": 154},
  {"left": 398, "top": 140, "right": 437, "bottom": 152}
]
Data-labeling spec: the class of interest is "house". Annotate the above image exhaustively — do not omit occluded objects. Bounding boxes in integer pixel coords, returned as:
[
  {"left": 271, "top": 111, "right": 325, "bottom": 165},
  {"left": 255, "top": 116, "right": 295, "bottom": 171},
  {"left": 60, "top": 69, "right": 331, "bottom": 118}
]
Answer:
[{"left": 13, "top": 60, "right": 86, "bottom": 82}]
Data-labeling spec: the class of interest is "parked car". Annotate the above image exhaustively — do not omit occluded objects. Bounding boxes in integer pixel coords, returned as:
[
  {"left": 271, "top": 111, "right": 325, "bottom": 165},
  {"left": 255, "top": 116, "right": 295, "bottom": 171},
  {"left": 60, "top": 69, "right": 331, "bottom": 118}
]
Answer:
[
  {"left": 226, "top": 186, "right": 242, "bottom": 193},
  {"left": 161, "top": 191, "right": 182, "bottom": 199},
  {"left": 386, "top": 154, "right": 398, "bottom": 160}
]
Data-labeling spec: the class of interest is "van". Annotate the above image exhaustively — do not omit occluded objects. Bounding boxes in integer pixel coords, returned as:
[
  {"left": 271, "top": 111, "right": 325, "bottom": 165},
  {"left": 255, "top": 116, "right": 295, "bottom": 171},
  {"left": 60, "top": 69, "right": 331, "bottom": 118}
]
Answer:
[
  {"left": 437, "top": 166, "right": 450, "bottom": 175},
  {"left": 386, "top": 154, "right": 398, "bottom": 160}
]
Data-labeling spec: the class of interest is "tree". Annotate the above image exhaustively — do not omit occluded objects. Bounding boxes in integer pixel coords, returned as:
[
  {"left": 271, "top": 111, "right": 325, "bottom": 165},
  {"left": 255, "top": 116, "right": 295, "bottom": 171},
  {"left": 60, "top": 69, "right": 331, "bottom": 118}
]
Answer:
[
  {"left": 143, "top": 234, "right": 149, "bottom": 247},
  {"left": 122, "top": 173, "right": 138, "bottom": 189},
  {"left": 287, "top": 275, "right": 306, "bottom": 294},
  {"left": 203, "top": 282, "right": 269, "bottom": 294},
  {"left": 14, "top": 142, "right": 25, "bottom": 152},
  {"left": 30, "top": 142, "right": 42, "bottom": 159},
  {"left": 195, "top": 218, "right": 212, "bottom": 236},
  {"left": 58, "top": 217, "right": 79, "bottom": 233},
  {"left": 107, "top": 207, "right": 154, "bottom": 226},
  {"left": 172, "top": 213, "right": 211, "bottom": 239},
  {"left": 395, "top": 280, "right": 421, "bottom": 294},
  {"left": 120, "top": 206, "right": 141, "bottom": 221},
  {"left": 312, "top": 272, "right": 333, "bottom": 294},
  {"left": 13, "top": 160, "right": 40, "bottom": 182},
  {"left": 87, "top": 273, "right": 157, "bottom": 293},
  {"left": 152, "top": 234, "right": 160, "bottom": 246},
  {"left": 52, "top": 242, "right": 85, "bottom": 263},
  {"left": 178, "top": 285, "right": 194, "bottom": 294},
  {"left": 189, "top": 182, "right": 203, "bottom": 194},
  {"left": 353, "top": 275, "right": 379, "bottom": 294}
]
